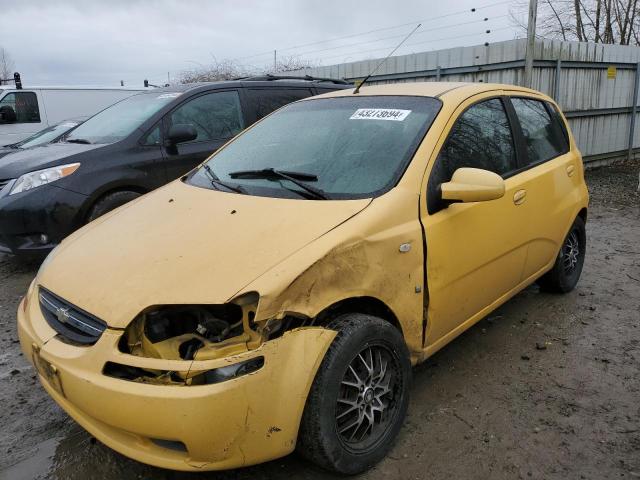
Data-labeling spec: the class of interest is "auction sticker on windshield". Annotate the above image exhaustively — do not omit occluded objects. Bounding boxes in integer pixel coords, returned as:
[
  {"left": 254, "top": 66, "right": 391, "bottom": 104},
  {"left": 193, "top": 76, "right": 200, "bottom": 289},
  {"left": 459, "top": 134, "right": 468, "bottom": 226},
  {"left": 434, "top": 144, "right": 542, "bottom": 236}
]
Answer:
[
  {"left": 156, "top": 93, "right": 182, "bottom": 99},
  {"left": 350, "top": 108, "right": 411, "bottom": 121}
]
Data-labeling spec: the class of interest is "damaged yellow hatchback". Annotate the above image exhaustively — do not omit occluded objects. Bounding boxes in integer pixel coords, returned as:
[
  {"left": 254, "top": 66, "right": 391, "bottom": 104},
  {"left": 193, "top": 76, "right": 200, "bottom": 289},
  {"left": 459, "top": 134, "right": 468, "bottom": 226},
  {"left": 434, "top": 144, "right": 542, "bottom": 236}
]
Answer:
[{"left": 18, "top": 82, "right": 589, "bottom": 474}]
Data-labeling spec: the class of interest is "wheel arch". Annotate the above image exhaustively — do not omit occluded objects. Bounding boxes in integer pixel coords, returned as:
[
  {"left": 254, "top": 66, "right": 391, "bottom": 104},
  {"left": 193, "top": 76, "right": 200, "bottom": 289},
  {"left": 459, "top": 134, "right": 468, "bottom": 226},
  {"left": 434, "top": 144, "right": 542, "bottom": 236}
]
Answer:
[
  {"left": 577, "top": 207, "right": 587, "bottom": 223},
  {"left": 82, "top": 184, "right": 149, "bottom": 223},
  {"left": 314, "top": 296, "right": 403, "bottom": 335}
]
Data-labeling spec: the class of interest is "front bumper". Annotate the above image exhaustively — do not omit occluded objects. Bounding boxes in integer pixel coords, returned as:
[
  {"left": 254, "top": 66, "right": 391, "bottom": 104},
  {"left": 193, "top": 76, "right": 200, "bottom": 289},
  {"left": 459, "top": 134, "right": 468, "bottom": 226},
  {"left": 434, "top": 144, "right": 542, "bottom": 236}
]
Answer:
[
  {"left": 17, "top": 288, "right": 335, "bottom": 471},
  {"left": 0, "top": 184, "right": 88, "bottom": 256}
]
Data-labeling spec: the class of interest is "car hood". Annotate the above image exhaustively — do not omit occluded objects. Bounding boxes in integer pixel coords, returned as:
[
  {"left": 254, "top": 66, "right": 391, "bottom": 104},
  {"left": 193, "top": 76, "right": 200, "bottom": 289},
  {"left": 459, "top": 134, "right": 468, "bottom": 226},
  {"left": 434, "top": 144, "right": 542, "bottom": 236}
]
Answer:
[
  {"left": 38, "top": 180, "right": 371, "bottom": 328},
  {"left": 0, "top": 142, "right": 104, "bottom": 179}
]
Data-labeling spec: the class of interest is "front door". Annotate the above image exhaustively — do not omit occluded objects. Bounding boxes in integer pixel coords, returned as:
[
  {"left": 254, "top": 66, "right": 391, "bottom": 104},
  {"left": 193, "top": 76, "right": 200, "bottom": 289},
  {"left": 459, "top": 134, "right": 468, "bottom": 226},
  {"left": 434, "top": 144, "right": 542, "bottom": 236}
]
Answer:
[
  {"left": 162, "top": 90, "right": 244, "bottom": 181},
  {"left": 420, "top": 94, "right": 531, "bottom": 348}
]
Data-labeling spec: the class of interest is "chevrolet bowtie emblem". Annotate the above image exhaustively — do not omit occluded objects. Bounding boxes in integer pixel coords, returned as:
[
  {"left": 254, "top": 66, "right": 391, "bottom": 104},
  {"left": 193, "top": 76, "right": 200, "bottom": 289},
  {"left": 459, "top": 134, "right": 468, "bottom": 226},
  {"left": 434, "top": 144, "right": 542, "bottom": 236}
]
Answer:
[{"left": 56, "top": 307, "right": 71, "bottom": 324}]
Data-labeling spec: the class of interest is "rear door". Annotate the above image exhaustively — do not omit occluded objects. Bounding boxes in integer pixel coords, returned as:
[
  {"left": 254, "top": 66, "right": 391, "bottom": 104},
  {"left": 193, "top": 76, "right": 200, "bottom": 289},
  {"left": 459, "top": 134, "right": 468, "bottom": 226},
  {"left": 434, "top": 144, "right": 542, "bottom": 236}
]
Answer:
[
  {"left": 243, "top": 87, "right": 315, "bottom": 124},
  {"left": 505, "top": 95, "right": 579, "bottom": 280},
  {"left": 161, "top": 89, "right": 245, "bottom": 181},
  {"left": 0, "top": 90, "right": 46, "bottom": 145},
  {"left": 420, "top": 93, "right": 531, "bottom": 346}
]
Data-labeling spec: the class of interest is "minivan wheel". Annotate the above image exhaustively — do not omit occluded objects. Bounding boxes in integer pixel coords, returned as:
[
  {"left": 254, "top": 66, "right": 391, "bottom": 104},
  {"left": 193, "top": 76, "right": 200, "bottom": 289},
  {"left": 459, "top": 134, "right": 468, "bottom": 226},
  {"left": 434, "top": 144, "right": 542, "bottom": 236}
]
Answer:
[
  {"left": 297, "top": 314, "right": 411, "bottom": 475},
  {"left": 87, "top": 191, "right": 141, "bottom": 223},
  {"left": 537, "top": 216, "right": 586, "bottom": 293}
]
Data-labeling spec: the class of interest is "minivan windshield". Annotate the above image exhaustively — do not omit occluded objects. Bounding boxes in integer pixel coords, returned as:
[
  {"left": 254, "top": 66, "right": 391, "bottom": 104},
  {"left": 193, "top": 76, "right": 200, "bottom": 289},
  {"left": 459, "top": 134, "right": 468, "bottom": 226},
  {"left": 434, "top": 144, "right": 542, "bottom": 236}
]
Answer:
[
  {"left": 188, "top": 96, "right": 441, "bottom": 199},
  {"left": 13, "top": 120, "right": 81, "bottom": 148},
  {"left": 65, "top": 92, "right": 180, "bottom": 144}
]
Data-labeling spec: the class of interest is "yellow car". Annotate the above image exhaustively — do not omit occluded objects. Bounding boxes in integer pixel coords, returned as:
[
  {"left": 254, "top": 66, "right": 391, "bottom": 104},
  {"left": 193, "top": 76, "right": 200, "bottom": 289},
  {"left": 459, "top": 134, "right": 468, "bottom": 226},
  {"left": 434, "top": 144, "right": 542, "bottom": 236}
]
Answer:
[{"left": 17, "top": 82, "right": 588, "bottom": 474}]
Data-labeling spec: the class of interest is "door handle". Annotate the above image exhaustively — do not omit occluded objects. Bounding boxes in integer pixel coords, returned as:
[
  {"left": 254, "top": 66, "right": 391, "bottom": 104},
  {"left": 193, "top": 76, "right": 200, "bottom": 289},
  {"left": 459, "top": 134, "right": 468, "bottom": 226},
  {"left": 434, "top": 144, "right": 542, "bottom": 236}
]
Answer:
[
  {"left": 566, "top": 165, "right": 575, "bottom": 177},
  {"left": 513, "top": 189, "right": 527, "bottom": 205}
]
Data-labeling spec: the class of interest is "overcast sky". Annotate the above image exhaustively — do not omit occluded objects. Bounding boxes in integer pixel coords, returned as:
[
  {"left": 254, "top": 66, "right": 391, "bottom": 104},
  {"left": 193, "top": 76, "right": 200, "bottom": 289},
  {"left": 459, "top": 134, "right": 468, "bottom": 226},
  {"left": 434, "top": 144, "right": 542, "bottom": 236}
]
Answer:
[{"left": 1, "top": 0, "right": 521, "bottom": 87}]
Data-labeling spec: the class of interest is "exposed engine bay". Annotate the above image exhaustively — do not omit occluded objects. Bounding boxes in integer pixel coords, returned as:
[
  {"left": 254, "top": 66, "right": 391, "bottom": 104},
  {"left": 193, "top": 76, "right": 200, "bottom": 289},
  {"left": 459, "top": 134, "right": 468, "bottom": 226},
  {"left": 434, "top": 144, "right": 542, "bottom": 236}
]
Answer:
[
  {"left": 120, "top": 301, "right": 259, "bottom": 361},
  {"left": 110, "top": 294, "right": 310, "bottom": 385}
]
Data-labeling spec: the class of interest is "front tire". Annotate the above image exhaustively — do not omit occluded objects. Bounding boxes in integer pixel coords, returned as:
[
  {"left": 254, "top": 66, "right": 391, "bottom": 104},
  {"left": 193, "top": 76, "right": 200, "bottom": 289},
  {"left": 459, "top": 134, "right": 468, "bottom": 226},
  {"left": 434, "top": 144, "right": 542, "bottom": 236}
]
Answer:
[
  {"left": 86, "top": 191, "right": 141, "bottom": 223},
  {"left": 537, "top": 216, "right": 586, "bottom": 293},
  {"left": 297, "top": 314, "right": 411, "bottom": 475}
]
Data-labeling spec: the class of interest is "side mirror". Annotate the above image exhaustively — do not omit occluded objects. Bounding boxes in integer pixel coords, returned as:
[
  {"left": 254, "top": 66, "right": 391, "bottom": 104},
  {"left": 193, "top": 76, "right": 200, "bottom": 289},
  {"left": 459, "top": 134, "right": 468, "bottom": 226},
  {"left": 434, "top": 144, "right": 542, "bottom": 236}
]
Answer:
[
  {"left": 440, "top": 167, "right": 505, "bottom": 204},
  {"left": 0, "top": 106, "right": 17, "bottom": 124},
  {"left": 165, "top": 124, "right": 197, "bottom": 147}
]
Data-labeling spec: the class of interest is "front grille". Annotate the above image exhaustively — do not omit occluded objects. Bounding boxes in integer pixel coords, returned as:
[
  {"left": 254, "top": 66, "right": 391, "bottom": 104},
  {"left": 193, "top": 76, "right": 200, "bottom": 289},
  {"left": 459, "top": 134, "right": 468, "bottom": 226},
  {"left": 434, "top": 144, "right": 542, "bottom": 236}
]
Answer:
[
  {"left": 39, "top": 287, "right": 107, "bottom": 345},
  {"left": 0, "top": 179, "right": 10, "bottom": 190}
]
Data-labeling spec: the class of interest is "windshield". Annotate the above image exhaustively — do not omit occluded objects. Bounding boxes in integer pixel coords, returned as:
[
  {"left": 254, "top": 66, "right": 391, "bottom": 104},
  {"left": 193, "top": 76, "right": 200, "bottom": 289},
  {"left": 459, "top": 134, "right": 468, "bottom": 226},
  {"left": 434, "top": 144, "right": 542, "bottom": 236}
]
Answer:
[
  {"left": 66, "top": 92, "right": 180, "bottom": 144},
  {"left": 188, "top": 96, "right": 441, "bottom": 199},
  {"left": 14, "top": 120, "right": 81, "bottom": 148}
]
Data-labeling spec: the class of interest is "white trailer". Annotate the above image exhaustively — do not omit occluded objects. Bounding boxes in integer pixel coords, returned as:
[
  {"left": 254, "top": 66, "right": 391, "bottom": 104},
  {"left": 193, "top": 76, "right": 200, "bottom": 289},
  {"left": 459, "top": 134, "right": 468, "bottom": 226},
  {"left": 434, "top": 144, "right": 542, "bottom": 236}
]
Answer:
[{"left": 0, "top": 80, "right": 148, "bottom": 145}]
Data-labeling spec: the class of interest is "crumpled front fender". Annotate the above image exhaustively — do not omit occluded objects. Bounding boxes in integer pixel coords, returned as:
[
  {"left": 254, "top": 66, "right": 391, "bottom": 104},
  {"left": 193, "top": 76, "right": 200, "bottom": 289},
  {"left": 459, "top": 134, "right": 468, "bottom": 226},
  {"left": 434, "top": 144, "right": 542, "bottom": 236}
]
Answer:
[{"left": 238, "top": 189, "right": 426, "bottom": 358}]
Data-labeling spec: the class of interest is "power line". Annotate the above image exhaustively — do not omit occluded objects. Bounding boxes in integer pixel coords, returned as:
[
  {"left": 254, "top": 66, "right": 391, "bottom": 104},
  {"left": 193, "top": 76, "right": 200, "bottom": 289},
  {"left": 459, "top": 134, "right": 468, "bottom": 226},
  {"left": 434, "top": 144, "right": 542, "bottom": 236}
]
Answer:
[
  {"left": 310, "top": 26, "right": 514, "bottom": 64},
  {"left": 294, "top": 15, "right": 507, "bottom": 58},
  {"left": 232, "top": 0, "right": 512, "bottom": 62}
]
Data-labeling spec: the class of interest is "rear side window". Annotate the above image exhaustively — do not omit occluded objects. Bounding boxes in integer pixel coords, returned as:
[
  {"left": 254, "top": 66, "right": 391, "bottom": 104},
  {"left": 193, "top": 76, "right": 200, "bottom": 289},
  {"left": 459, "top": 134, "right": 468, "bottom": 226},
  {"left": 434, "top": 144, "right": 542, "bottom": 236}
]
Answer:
[
  {"left": 427, "top": 98, "right": 516, "bottom": 214},
  {"left": 169, "top": 90, "right": 244, "bottom": 142},
  {"left": 247, "top": 89, "right": 314, "bottom": 119},
  {"left": 511, "top": 98, "right": 569, "bottom": 166},
  {"left": 546, "top": 101, "right": 570, "bottom": 146},
  {"left": 0, "top": 92, "right": 40, "bottom": 124}
]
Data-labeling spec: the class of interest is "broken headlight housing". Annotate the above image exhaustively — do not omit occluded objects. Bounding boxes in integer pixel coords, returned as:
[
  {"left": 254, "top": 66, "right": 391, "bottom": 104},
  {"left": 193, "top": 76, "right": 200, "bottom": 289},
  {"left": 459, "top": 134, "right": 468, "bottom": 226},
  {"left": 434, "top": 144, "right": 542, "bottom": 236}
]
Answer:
[
  {"left": 113, "top": 293, "right": 316, "bottom": 385},
  {"left": 119, "top": 292, "right": 263, "bottom": 362}
]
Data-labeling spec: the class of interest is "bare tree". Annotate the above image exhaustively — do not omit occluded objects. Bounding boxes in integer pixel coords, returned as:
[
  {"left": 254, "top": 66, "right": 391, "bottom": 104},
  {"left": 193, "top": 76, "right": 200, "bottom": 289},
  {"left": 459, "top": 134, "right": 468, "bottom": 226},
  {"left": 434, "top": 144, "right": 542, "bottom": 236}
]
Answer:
[
  {"left": 266, "top": 55, "right": 320, "bottom": 74},
  {"left": 178, "top": 54, "right": 320, "bottom": 84},
  {"left": 0, "top": 47, "right": 15, "bottom": 83},
  {"left": 179, "top": 59, "right": 249, "bottom": 84},
  {"left": 510, "top": 0, "right": 640, "bottom": 45}
]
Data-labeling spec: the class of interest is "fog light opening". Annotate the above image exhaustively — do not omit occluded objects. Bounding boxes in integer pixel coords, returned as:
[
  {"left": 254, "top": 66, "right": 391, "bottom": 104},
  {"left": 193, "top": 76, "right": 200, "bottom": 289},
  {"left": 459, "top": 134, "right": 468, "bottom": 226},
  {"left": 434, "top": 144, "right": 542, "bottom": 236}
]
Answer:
[{"left": 197, "top": 356, "right": 265, "bottom": 385}]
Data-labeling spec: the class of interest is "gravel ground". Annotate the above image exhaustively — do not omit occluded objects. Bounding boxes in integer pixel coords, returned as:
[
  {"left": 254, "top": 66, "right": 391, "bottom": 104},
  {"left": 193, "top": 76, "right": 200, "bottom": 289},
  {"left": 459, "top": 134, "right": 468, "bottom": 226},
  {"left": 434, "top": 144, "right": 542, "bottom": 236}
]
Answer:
[{"left": 0, "top": 162, "right": 639, "bottom": 480}]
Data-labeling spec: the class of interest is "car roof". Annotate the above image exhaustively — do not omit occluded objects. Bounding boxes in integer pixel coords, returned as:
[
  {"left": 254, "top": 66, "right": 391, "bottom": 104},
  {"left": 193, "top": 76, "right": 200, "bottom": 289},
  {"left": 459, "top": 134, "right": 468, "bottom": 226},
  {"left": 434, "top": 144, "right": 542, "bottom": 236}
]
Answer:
[
  {"left": 311, "top": 82, "right": 544, "bottom": 101},
  {"left": 148, "top": 78, "right": 352, "bottom": 96}
]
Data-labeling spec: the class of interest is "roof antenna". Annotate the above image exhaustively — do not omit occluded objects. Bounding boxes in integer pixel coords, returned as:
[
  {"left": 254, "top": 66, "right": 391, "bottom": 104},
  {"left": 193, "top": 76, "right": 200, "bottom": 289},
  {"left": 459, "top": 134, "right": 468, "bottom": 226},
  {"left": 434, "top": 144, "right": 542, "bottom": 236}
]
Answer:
[{"left": 353, "top": 23, "right": 421, "bottom": 94}]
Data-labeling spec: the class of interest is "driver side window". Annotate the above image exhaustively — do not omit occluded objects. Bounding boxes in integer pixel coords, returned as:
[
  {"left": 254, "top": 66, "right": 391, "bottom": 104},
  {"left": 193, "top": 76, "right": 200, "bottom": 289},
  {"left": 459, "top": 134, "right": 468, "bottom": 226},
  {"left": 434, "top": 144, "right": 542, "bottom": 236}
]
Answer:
[
  {"left": 427, "top": 98, "right": 516, "bottom": 214},
  {"left": 0, "top": 92, "right": 41, "bottom": 124},
  {"left": 168, "top": 90, "right": 244, "bottom": 143}
]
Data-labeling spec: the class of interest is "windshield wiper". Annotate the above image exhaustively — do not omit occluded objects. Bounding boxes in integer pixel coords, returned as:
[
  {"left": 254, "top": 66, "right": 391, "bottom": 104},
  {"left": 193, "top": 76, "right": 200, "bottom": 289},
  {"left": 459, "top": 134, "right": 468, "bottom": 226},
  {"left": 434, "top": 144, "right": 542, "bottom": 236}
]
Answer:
[
  {"left": 228, "top": 168, "right": 329, "bottom": 200},
  {"left": 66, "top": 138, "right": 92, "bottom": 144},
  {"left": 202, "top": 164, "right": 246, "bottom": 194}
]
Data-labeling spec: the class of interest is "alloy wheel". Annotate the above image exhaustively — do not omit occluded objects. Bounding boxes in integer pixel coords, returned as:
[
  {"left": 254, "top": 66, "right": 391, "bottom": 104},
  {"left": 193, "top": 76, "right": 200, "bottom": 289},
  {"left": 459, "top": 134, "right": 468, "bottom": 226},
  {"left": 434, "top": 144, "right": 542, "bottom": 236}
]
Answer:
[
  {"left": 334, "top": 344, "right": 401, "bottom": 451},
  {"left": 563, "top": 230, "right": 580, "bottom": 274}
]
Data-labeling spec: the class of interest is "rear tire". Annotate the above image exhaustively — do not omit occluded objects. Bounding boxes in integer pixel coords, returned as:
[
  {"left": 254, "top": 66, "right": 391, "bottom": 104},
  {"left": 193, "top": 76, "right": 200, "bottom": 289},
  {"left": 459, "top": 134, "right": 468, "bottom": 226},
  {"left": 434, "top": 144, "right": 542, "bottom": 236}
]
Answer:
[
  {"left": 87, "top": 191, "right": 141, "bottom": 223},
  {"left": 537, "top": 216, "right": 586, "bottom": 293},
  {"left": 297, "top": 314, "right": 411, "bottom": 475}
]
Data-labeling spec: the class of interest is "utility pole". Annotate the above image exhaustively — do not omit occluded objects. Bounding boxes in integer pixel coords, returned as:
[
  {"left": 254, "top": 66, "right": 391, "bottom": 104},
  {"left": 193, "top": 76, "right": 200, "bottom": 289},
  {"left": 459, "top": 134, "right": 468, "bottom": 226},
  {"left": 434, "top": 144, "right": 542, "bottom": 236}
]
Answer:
[
  {"left": 274, "top": 50, "right": 277, "bottom": 71},
  {"left": 524, "top": 0, "right": 538, "bottom": 88}
]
